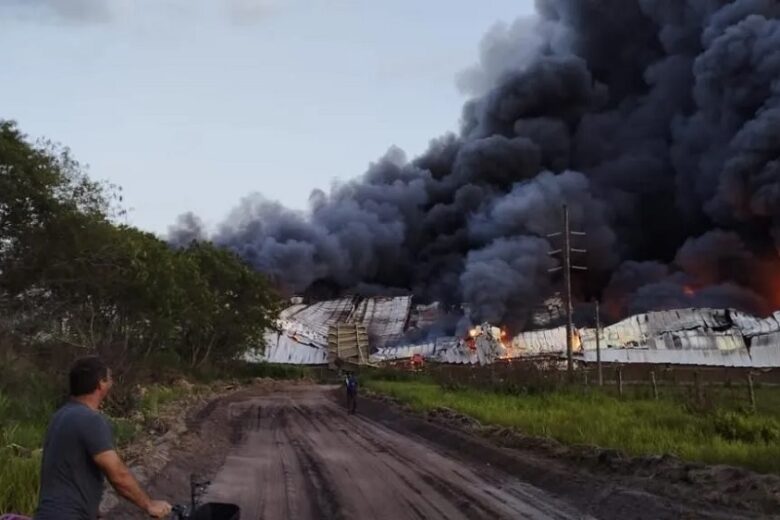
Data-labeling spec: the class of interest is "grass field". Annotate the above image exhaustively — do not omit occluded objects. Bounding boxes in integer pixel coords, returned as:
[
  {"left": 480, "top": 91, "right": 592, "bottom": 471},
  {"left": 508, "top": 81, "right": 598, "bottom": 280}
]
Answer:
[{"left": 365, "top": 379, "right": 780, "bottom": 474}]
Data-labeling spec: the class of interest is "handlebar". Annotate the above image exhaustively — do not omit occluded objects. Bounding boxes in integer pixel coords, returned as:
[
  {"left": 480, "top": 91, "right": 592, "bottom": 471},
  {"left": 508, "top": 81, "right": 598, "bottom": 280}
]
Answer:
[
  {"left": 170, "top": 474, "right": 239, "bottom": 519},
  {"left": 170, "top": 502, "right": 240, "bottom": 520}
]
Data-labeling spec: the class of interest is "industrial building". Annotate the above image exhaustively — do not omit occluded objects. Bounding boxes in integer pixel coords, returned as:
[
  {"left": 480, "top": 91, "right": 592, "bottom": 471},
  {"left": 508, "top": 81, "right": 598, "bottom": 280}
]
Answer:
[{"left": 250, "top": 296, "right": 780, "bottom": 368}]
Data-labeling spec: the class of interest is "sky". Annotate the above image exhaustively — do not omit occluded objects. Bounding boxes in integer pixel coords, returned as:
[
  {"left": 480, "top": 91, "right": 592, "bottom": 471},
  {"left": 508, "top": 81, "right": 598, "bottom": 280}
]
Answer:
[{"left": 1, "top": 0, "right": 535, "bottom": 235}]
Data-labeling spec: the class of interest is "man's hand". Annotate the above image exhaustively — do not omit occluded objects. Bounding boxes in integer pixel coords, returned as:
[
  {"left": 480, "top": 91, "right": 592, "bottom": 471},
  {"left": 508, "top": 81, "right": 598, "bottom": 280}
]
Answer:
[
  {"left": 94, "top": 450, "right": 170, "bottom": 517},
  {"left": 146, "top": 499, "right": 173, "bottom": 518}
]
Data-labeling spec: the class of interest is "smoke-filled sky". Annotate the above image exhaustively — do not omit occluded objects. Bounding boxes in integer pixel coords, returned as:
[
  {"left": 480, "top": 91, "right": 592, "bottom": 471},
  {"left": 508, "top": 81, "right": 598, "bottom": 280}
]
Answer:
[
  {"left": 170, "top": 0, "right": 780, "bottom": 330},
  {"left": 1, "top": 0, "right": 532, "bottom": 232},
  {"left": 6, "top": 1, "right": 780, "bottom": 329}
]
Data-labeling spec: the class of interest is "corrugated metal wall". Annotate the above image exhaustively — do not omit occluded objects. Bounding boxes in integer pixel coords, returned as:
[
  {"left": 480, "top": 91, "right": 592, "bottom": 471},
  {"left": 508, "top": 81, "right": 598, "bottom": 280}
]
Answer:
[
  {"left": 256, "top": 301, "right": 780, "bottom": 368},
  {"left": 375, "top": 308, "right": 780, "bottom": 367}
]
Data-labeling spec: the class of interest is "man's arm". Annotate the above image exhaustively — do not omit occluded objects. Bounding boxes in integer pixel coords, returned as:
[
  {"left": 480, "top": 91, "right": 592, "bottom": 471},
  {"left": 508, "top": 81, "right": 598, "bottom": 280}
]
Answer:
[{"left": 93, "top": 450, "right": 171, "bottom": 518}]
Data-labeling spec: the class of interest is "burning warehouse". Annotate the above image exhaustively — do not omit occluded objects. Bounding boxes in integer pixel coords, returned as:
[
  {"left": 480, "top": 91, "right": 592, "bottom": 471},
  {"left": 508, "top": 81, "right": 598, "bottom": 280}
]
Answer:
[
  {"left": 175, "top": 1, "right": 780, "bottom": 362},
  {"left": 251, "top": 296, "right": 780, "bottom": 368}
]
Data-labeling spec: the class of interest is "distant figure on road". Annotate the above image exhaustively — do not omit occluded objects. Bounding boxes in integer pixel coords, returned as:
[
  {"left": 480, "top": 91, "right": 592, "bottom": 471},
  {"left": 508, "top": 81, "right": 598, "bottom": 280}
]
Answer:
[
  {"left": 345, "top": 372, "right": 358, "bottom": 414},
  {"left": 34, "top": 357, "right": 172, "bottom": 520}
]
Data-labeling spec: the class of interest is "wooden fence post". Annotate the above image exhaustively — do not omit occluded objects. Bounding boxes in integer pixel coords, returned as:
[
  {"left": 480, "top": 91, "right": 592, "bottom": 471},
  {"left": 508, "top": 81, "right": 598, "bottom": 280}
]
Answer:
[
  {"left": 595, "top": 300, "right": 603, "bottom": 387},
  {"left": 747, "top": 371, "right": 756, "bottom": 411},
  {"left": 650, "top": 370, "right": 658, "bottom": 400},
  {"left": 694, "top": 370, "right": 703, "bottom": 406},
  {"left": 617, "top": 366, "right": 623, "bottom": 398}
]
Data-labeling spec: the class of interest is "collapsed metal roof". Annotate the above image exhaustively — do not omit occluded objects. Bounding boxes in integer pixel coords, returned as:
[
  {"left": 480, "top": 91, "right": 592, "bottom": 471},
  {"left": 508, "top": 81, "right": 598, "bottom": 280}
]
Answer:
[
  {"left": 248, "top": 296, "right": 411, "bottom": 365},
  {"left": 251, "top": 297, "right": 780, "bottom": 367},
  {"left": 577, "top": 309, "right": 780, "bottom": 368}
]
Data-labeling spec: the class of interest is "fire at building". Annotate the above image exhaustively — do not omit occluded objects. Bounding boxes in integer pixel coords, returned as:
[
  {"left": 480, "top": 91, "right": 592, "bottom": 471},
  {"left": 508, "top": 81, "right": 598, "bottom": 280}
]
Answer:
[{"left": 251, "top": 295, "right": 780, "bottom": 369}]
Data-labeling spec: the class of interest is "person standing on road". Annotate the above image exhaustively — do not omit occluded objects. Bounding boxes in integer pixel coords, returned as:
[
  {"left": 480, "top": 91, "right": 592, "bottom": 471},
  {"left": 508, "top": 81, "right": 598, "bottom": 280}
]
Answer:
[
  {"left": 345, "top": 372, "right": 358, "bottom": 414},
  {"left": 34, "top": 357, "right": 172, "bottom": 520}
]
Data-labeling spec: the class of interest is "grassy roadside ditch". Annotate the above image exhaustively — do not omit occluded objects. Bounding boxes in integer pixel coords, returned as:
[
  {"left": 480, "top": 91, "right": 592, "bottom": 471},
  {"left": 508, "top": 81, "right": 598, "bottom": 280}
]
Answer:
[
  {"left": 0, "top": 360, "right": 313, "bottom": 515},
  {"left": 364, "top": 377, "right": 780, "bottom": 474}
]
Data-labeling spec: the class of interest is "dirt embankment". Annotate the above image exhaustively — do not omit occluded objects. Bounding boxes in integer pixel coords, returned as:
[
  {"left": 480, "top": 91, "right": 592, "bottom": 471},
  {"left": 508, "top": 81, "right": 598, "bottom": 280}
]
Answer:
[{"left": 106, "top": 382, "right": 775, "bottom": 519}]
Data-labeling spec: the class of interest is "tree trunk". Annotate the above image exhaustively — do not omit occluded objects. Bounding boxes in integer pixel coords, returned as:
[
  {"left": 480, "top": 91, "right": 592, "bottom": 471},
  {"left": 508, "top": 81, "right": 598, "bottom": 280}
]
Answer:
[{"left": 196, "top": 336, "right": 218, "bottom": 368}]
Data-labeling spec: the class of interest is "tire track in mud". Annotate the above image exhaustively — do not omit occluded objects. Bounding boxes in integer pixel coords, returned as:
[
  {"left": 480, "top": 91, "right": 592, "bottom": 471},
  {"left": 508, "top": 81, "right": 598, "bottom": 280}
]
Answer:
[
  {"left": 288, "top": 402, "right": 385, "bottom": 519},
  {"left": 329, "top": 404, "right": 573, "bottom": 520},
  {"left": 288, "top": 402, "right": 437, "bottom": 518},
  {"left": 278, "top": 404, "right": 348, "bottom": 520},
  {"left": 287, "top": 391, "right": 582, "bottom": 520},
  {"left": 273, "top": 408, "right": 301, "bottom": 520},
  {"left": 342, "top": 400, "right": 594, "bottom": 520},
  {"left": 307, "top": 409, "right": 473, "bottom": 518},
  {"left": 281, "top": 396, "right": 448, "bottom": 518},
  {"left": 114, "top": 384, "right": 761, "bottom": 520},
  {"left": 204, "top": 387, "right": 592, "bottom": 519}
]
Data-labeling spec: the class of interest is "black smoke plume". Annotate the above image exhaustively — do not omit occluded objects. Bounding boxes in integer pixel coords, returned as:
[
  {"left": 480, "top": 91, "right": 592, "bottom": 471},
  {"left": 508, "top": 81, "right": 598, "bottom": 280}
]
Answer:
[{"left": 170, "top": 0, "right": 780, "bottom": 329}]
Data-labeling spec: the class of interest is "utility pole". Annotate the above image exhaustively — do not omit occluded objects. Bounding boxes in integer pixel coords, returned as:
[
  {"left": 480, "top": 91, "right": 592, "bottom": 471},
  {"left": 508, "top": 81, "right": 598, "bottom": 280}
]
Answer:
[
  {"left": 595, "top": 299, "right": 603, "bottom": 386},
  {"left": 548, "top": 204, "right": 587, "bottom": 379}
]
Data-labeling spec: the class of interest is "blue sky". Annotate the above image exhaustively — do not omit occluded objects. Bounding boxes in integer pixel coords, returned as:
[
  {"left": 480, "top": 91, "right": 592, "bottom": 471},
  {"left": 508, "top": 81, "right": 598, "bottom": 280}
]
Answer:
[{"left": 2, "top": 0, "right": 535, "bottom": 234}]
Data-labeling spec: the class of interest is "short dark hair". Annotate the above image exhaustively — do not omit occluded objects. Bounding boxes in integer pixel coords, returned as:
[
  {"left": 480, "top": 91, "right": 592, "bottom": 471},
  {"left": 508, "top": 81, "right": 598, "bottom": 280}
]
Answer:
[{"left": 69, "top": 357, "right": 109, "bottom": 396}]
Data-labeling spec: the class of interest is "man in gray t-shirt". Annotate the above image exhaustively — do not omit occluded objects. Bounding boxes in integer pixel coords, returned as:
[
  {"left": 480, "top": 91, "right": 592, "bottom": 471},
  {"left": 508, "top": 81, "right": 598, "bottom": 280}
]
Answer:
[
  {"left": 35, "top": 401, "right": 114, "bottom": 518},
  {"left": 35, "top": 357, "right": 171, "bottom": 520}
]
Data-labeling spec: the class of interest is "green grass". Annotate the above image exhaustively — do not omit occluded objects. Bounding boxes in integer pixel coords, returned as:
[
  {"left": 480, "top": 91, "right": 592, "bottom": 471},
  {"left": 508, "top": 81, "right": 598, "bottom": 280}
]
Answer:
[
  {"left": 0, "top": 452, "right": 40, "bottom": 515},
  {"left": 0, "top": 381, "right": 57, "bottom": 515},
  {"left": 366, "top": 380, "right": 780, "bottom": 474},
  {"left": 0, "top": 355, "right": 58, "bottom": 515}
]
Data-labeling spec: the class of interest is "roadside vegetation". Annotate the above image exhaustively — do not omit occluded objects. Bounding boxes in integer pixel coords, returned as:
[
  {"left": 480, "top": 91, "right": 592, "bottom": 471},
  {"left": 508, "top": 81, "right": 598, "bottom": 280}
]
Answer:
[
  {"left": 0, "top": 120, "right": 291, "bottom": 514},
  {"left": 365, "top": 377, "right": 780, "bottom": 474},
  {"left": 0, "top": 357, "right": 314, "bottom": 514}
]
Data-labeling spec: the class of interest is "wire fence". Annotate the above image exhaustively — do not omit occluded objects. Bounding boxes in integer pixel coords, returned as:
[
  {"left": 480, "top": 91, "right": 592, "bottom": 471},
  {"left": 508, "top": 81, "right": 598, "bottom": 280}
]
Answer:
[{"left": 418, "top": 360, "right": 780, "bottom": 411}]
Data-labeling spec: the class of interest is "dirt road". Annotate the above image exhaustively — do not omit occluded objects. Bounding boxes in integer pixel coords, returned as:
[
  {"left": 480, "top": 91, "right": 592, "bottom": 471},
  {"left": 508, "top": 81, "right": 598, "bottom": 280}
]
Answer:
[
  {"left": 111, "top": 382, "right": 758, "bottom": 519},
  {"left": 204, "top": 386, "right": 587, "bottom": 519}
]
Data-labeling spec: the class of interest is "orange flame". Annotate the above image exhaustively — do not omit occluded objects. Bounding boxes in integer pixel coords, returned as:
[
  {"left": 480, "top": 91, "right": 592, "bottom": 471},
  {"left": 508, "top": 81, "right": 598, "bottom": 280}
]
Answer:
[
  {"left": 683, "top": 285, "right": 695, "bottom": 296},
  {"left": 572, "top": 332, "right": 582, "bottom": 351}
]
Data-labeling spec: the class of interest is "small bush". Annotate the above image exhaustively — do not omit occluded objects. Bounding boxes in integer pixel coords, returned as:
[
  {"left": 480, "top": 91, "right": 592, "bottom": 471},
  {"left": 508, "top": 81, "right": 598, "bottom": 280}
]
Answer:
[
  {"left": 712, "top": 411, "right": 780, "bottom": 444},
  {"left": 110, "top": 417, "right": 141, "bottom": 447}
]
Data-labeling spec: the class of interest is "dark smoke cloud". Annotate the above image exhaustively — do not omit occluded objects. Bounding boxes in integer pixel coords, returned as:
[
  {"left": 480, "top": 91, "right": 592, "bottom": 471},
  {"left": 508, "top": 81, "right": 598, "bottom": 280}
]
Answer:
[
  {"left": 467, "top": 170, "right": 618, "bottom": 271},
  {"left": 603, "top": 261, "right": 670, "bottom": 319},
  {"left": 628, "top": 281, "right": 766, "bottom": 317},
  {"left": 168, "top": 212, "right": 206, "bottom": 247},
  {"left": 605, "top": 230, "right": 769, "bottom": 318},
  {"left": 456, "top": 15, "right": 571, "bottom": 97},
  {"left": 460, "top": 236, "right": 555, "bottom": 328},
  {"left": 172, "top": 0, "right": 780, "bottom": 327},
  {"left": 674, "top": 230, "right": 754, "bottom": 286}
]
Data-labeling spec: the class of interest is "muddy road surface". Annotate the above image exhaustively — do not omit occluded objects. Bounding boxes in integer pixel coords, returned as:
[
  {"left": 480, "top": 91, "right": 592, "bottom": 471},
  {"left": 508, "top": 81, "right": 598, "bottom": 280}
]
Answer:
[
  {"left": 112, "top": 383, "right": 757, "bottom": 519},
  {"left": 205, "top": 386, "right": 585, "bottom": 520}
]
